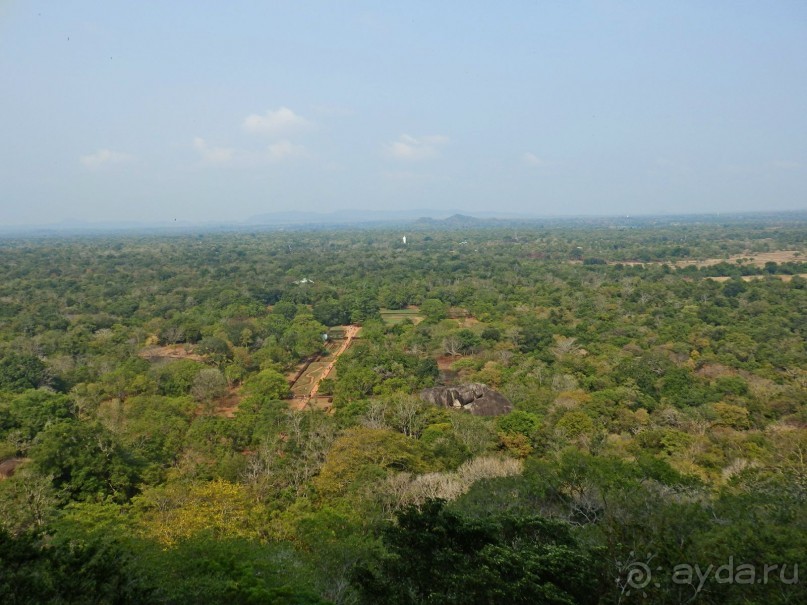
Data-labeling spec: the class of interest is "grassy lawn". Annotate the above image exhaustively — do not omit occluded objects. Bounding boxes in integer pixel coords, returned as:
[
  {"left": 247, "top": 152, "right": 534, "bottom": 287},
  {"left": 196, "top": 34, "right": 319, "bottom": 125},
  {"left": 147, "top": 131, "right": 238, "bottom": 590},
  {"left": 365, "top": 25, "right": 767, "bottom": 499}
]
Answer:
[{"left": 380, "top": 308, "right": 424, "bottom": 325}]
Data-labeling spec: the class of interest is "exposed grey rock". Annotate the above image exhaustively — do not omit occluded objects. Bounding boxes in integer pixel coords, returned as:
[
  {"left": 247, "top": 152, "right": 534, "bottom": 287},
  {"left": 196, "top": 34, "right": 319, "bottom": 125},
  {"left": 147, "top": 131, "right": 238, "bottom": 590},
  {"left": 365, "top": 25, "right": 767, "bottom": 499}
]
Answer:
[{"left": 419, "top": 383, "right": 513, "bottom": 416}]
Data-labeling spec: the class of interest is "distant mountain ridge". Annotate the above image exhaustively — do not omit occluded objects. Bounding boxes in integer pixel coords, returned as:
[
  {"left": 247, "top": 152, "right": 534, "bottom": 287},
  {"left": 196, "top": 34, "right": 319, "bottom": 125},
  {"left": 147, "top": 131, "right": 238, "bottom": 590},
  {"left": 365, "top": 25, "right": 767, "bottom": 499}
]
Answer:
[
  {"left": 442, "top": 213, "right": 483, "bottom": 225},
  {"left": 246, "top": 208, "right": 503, "bottom": 225},
  {"left": 3, "top": 209, "right": 806, "bottom": 235}
]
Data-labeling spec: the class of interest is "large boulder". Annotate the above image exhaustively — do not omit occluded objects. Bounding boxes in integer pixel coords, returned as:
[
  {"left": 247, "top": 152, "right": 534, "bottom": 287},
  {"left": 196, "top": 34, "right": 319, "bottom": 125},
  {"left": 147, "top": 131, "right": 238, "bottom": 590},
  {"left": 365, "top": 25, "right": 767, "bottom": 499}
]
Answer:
[
  {"left": 419, "top": 383, "right": 513, "bottom": 416},
  {"left": 0, "top": 458, "right": 28, "bottom": 480}
]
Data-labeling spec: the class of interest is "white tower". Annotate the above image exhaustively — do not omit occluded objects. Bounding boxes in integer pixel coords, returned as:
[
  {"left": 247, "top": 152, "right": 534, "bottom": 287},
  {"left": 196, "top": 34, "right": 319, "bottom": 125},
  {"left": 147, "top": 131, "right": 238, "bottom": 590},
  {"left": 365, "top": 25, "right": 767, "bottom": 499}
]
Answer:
[{"left": 402, "top": 235, "right": 407, "bottom": 244}]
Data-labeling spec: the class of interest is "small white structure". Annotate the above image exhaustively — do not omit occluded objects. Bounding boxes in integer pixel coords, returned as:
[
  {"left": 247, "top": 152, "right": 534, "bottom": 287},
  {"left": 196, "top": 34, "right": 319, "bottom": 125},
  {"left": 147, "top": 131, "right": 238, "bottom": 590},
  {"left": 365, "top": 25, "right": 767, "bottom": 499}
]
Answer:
[{"left": 402, "top": 235, "right": 407, "bottom": 244}]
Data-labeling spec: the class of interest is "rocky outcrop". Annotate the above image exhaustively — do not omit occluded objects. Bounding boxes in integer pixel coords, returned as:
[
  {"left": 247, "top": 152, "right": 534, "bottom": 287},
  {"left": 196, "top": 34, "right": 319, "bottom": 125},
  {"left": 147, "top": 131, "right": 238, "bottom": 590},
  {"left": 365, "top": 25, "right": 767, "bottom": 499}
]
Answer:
[
  {"left": 419, "top": 383, "right": 513, "bottom": 416},
  {"left": 0, "top": 458, "right": 29, "bottom": 480}
]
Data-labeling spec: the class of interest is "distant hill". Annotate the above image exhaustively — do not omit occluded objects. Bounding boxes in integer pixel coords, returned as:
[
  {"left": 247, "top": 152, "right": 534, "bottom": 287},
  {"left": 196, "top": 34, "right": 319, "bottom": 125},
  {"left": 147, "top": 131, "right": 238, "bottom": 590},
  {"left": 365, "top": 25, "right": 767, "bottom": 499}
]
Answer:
[
  {"left": 442, "top": 213, "right": 484, "bottom": 226},
  {"left": 410, "top": 213, "right": 490, "bottom": 230},
  {"left": 245, "top": 209, "right": 541, "bottom": 227},
  {"left": 247, "top": 208, "right": 467, "bottom": 226},
  {"left": 6, "top": 209, "right": 804, "bottom": 236}
]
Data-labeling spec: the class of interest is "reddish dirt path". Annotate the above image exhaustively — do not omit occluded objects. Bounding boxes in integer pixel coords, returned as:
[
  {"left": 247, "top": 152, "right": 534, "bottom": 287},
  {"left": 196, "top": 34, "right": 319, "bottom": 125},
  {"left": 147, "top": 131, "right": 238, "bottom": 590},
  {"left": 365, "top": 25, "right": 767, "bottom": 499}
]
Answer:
[
  {"left": 309, "top": 325, "right": 358, "bottom": 398},
  {"left": 291, "top": 325, "right": 359, "bottom": 410}
]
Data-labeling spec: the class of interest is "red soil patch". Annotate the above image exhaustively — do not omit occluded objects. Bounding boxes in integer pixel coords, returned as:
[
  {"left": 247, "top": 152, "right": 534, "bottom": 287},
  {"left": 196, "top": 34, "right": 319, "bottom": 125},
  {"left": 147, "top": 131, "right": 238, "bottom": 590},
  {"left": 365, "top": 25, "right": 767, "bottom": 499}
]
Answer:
[
  {"left": 456, "top": 316, "right": 480, "bottom": 328},
  {"left": 696, "top": 364, "right": 737, "bottom": 380},
  {"left": 214, "top": 387, "right": 242, "bottom": 418},
  {"left": 436, "top": 355, "right": 456, "bottom": 371},
  {"left": 705, "top": 273, "right": 807, "bottom": 283},
  {"left": 307, "top": 396, "right": 334, "bottom": 413},
  {"left": 139, "top": 344, "right": 205, "bottom": 362},
  {"left": 288, "top": 396, "right": 309, "bottom": 411},
  {"left": 572, "top": 249, "right": 807, "bottom": 273},
  {"left": 676, "top": 250, "right": 802, "bottom": 268},
  {"left": 189, "top": 386, "right": 243, "bottom": 418},
  {"left": 610, "top": 250, "right": 803, "bottom": 270}
]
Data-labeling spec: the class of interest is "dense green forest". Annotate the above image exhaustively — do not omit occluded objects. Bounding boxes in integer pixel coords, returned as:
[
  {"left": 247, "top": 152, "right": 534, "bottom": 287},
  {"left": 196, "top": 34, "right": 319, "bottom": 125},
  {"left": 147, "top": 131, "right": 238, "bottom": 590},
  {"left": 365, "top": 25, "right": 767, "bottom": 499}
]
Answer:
[{"left": 1, "top": 216, "right": 805, "bottom": 604}]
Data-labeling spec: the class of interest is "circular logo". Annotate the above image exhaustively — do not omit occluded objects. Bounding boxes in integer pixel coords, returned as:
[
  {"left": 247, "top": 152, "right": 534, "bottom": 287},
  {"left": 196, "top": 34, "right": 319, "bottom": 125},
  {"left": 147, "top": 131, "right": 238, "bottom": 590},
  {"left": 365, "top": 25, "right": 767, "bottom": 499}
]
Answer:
[{"left": 625, "top": 561, "right": 653, "bottom": 590}]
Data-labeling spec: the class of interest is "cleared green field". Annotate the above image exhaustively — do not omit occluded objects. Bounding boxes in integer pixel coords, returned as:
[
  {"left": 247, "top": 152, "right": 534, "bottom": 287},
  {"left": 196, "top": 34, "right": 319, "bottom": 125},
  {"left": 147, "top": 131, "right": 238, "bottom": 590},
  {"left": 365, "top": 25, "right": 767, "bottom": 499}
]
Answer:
[{"left": 380, "top": 308, "right": 424, "bottom": 325}]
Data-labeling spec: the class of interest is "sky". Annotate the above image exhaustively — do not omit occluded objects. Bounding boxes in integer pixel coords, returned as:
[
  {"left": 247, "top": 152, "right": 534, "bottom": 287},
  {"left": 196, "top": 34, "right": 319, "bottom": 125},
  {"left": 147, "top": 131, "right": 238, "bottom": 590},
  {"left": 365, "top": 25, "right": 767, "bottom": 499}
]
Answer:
[{"left": 1, "top": 1, "right": 806, "bottom": 226}]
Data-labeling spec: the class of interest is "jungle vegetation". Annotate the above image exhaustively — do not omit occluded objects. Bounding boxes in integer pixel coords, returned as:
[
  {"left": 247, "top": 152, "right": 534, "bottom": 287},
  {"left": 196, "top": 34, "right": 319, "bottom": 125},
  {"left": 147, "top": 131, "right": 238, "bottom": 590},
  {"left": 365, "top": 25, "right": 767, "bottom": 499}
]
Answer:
[{"left": 0, "top": 215, "right": 805, "bottom": 604}]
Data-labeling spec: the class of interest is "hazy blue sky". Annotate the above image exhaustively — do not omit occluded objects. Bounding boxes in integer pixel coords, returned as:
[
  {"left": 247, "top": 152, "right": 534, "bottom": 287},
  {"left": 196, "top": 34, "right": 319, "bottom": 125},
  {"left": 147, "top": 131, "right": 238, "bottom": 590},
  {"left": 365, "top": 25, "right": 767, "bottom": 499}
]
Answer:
[{"left": 2, "top": 1, "right": 806, "bottom": 225}]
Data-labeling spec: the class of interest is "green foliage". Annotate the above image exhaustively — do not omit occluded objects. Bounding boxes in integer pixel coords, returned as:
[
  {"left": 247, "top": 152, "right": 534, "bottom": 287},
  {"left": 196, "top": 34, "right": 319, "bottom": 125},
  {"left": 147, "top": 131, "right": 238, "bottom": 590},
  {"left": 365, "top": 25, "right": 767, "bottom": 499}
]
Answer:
[
  {"left": 0, "top": 466, "right": 58, "bottom": 534},
  {"left": 517, "top": 319, "right": 554, "bottom": 354},
  {"left": 419, "top": 422, "right": 472, "bottom": 470},
  {"left": 497, "top": 410, "right": 541, "bottom": 438},
  {"left": 293, "top": 506, "right": 381, "bottom": 602},
  {"left": 190, "top": 368, "right": 228, "bottom": 404},
  {"left": 0, "top": 353, "right": 50, "bottom": 392},
  {"left": 197, "top": 337, "right": 232, "bottom": 367},
  {"left": 0, "top": 527, "right": 153, "bottom": 604},
  {"left": 659, "top": 366, "right": 714, "bottom": 407},
  {"left": 0, "top": 220, "right": 805, "bottom": 603},
  {"left": 180, "top": 415, "right": 246, "bottom": 480},
  {"left": 312, "top": 299, "right": 351, "bottom": 327},
  {"left": 555, "top": 410, "right": 595, "bottom": 439},
  {"left": 420, "top": 298, "right": 448, "bottom": 323},
  {"left": 315, "top": 427, "right": 424, "bottom": 498},
  {"left": 30, "top": 420, "right": 141, "bottom": 503},
  {"left": 242, "top": 368, "right": 289, "bottom": 402},
  {"left": 454, "top": 328, "right": 482, "bottom": 354},
  {"left": 353, "top": 500, "right": 601, "bottom": 605},
  {"left": 333, "top": 342, "right": 437, "bottom": 404},
  {"left": 133, "top": 478, "right": 262, "bottom": 545},
  {"left": 713, "top": 402, "right": 750, "bottom": 429},
  {"left": 142, "top": 535, "right": 328, "bottom": 605},
  {"left": 116, "top": 395, "right": 194, "bottom": 479},
  {"left": 5, "top": 389, "right": 74, "bottom": 443},
  {"left": 153, "top": 359, "right": 206, "bottom": 397}
]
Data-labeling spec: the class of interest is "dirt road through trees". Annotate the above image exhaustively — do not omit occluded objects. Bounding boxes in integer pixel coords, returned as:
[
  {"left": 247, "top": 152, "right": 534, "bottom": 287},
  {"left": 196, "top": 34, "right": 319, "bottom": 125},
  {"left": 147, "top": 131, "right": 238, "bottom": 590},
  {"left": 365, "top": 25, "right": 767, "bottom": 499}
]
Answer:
[{"left": 289, "top": 325, "right": 359, "bottom": 410}]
